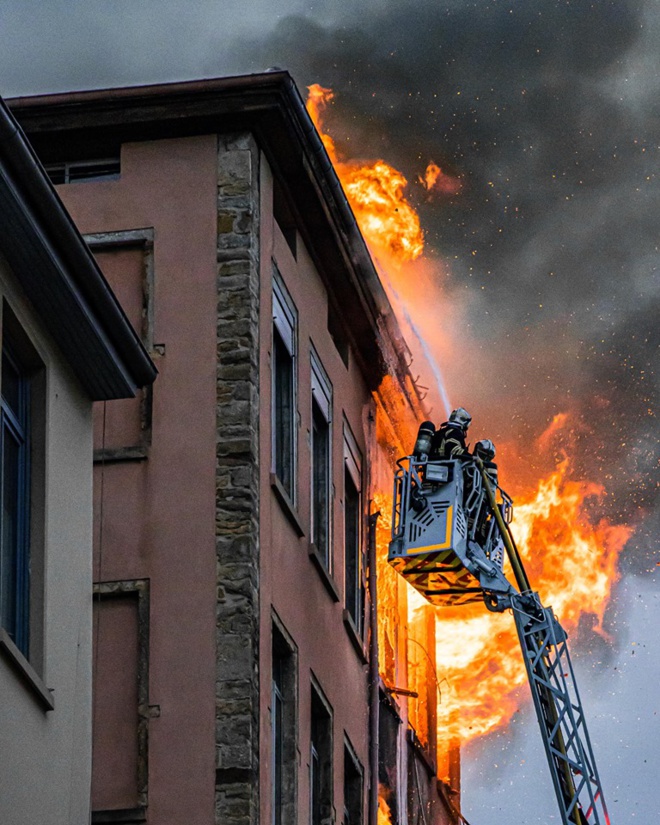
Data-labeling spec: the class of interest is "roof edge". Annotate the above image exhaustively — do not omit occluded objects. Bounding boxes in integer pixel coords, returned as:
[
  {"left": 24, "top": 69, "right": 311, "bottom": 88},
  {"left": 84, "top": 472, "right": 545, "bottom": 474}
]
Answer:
[
  {"left": 0, "top": 95, "right": 156, "bottom": 398},
  {"left": 8, "top": 72, "right": 421, "bottom": 408}
]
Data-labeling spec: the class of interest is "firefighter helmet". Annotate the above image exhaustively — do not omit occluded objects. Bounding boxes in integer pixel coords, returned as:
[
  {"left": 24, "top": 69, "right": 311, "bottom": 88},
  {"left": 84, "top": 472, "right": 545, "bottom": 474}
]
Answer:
[
  {"left": 448, "top": 407, "right": 472, "bottom": 431},
  {"left": 475, "top": 438, "right": 496, "bottom": 462}
]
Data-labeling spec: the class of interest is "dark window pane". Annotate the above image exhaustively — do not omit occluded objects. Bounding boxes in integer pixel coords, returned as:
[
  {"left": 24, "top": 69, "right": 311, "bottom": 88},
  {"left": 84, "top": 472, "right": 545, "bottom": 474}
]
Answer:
[
  {"left": 0, "top": 427, "right": 19, "bottom": 637},
  {"left": 2, "top": 353, "right": 21, "bottom": 419},
  {"left": 274, "top": 329, "right": 294, "bottom": 498},
  {"left": 344, "top": 470, "right": 361, "bottom": 630},
  {"left": 272, "top": 625, "right": 296, "bottom": 825},
  {"left": 273, "top": 682, "right": 283, "bottom": 825},
  {"left": 312, "top": 400, "right": 329, "bottom": 564},
  {"left": 0, "top": 350, "right": 29, "bottom": 655},
  {"left": 343, "top": 746, "right": 363, "bottom": 825},
  {"left": 311, "top": 744, "right": 321, "bottom": 825},
  {"left": 44, "top": 158, "right": 120, "bottom": 185},
  {"left": 69, "top": 160, "right": 120, "bottom": 182},
  {"left": 311, "top": 689, "right": 332, "bottom": 825}
]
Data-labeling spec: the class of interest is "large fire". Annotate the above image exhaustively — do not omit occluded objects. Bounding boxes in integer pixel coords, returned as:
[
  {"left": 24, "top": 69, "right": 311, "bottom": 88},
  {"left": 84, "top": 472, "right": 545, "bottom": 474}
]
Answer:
[
  {"left": 307, "top": 84, "right": 424, "bottom": 262},
  {"left": 306, "top": 85, "right": 632, "bottom": 754},
  {"left": 434, "top": 449, "right": 632, "bottom": 743}
]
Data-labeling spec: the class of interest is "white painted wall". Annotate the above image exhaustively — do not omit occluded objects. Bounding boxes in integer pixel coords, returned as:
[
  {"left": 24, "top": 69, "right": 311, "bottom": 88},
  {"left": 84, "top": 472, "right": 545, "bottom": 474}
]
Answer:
[{"left": 0, "top": 259, "right": 94, "bottom": 825}]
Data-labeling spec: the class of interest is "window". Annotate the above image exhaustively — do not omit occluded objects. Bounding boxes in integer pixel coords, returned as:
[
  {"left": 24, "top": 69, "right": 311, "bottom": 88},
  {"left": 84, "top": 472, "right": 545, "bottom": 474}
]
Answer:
[
  {"left": 310, "top": 349, "right": 332, "bottom": 567},
  {"left": 45, "top": 157, "right": 120, "bottom": 185},
  {"left": 0, "top": 306, "right": 45, "bottom": 668},
  {"left": 272, "top": 269, "right": 297, "bottom": 502},
  {"left": 272, "top": 621, "right": 297, "bottom": 825},
  {"left": 310, "top": 682, "right": 333, "bottom": 825},
  {"left": 343, "top": 424, "right": 363, "bottom": 635},
  {"left": 0, "top": 343, "right": 30, "bottom": 655},
  {"left": 343, "top": 741, "right": 363, "bottom": 825}
]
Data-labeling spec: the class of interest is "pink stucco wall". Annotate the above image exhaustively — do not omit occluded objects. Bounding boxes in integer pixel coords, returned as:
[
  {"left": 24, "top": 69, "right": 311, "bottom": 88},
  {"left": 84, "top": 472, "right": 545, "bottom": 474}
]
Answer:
[
  {"left": 58, "top": 135, "right": 219, "bottom": 824},
  {"left": 58, "top": 133, "right": 375, "bottom": 825},
  {"left": 259, "top": 160, "right": 373, "bottom": 825}
]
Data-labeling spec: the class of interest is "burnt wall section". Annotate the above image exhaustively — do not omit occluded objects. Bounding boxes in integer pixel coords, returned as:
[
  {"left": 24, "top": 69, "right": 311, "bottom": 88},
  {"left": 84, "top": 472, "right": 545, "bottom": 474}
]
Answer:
[{"left": 215, "top": 133, "right": 261, "bottom": 825}]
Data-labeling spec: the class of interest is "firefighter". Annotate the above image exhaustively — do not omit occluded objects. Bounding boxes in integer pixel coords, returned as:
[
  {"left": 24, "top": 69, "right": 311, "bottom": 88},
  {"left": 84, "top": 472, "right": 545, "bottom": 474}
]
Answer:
[
  {"left": 474, "top": 438, "right": 497, "bottom": 483},
  {"left": 473, "top": 439, "right": 504, "bottom": 568},
  {"left": 430, "top": 407, "right": 472, "bottom": 460}
]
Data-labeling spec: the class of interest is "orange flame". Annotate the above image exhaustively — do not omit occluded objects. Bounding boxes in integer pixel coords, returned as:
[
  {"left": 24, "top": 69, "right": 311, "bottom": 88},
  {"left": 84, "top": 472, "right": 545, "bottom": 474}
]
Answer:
[
  {"left": 307, "top": 84, "right": 632, "bottom": 752},
  {"left": 435, "top": 447, "right": 632, "bottom": 743},
  {"left": 536, "top": 411, "right": 571, "bottom": 452},
  {"left": 377, "top": 786, "right": 393, "bottom": 825},
  {"left": 307, "top": 83, "right": 424, "bottom": 262},
  {"left": 419, "top": 161, "right": 462, "bottom": 198},
  {"left": 306, "top": 83, "right": 337, "bottom": 159}
]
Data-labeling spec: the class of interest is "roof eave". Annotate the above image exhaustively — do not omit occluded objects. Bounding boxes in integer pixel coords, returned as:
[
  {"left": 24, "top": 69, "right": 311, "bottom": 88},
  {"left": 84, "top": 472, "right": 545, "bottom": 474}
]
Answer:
[
  {"left": 0, "top": 97, "right": 156, "bottom": 399},
  {"left": 8, "top": 72, "right": 419, "bottom": 402}
]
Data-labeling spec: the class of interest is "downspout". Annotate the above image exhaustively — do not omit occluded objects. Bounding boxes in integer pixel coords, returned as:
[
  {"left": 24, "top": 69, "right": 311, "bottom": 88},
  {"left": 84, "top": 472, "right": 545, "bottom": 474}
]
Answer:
[{"left": 368, "top": 509, "right": 381, "bottom": 825}]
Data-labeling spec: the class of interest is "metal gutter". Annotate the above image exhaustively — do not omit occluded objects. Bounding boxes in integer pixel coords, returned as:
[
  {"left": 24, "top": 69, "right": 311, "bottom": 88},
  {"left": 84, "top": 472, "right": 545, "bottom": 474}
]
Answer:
[{"left": 0, "top": 96, "right": 156, "bottom": 398}]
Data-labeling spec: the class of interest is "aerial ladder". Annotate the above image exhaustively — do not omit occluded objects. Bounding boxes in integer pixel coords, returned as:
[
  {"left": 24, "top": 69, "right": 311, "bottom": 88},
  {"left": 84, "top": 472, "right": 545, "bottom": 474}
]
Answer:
[{"left": 387, "top": 429, "right": 611, "bottom": 825}]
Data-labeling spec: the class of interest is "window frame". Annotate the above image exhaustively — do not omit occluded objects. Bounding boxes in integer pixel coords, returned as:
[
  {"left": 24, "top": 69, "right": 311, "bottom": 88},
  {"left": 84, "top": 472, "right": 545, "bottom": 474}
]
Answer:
[
  {"left": 272, "top": 268, "right": 298, "bottom": 505},
  {"left": 0, "top": 303, "right": 48, "bottom": 708},
  {"left": 343, "top": 737, "right": 364, "bottom": 825},
  {"left": 0, "top": 340, "right": 31, "bottom": 657},
  {"left": 44, "top": 157, "right": 121, "bottom": 185},
  {"left": 310, "top": 679, "right": 333, "bottom": 825},
  {"left": 271, "top": 614, "right": 298, "bottom": 825},
  {"left": 310, "top": 347, "right": 332, "bottom": 569},
  {"left": 343, "top": 422, "right": 363, "bottom": 636}
]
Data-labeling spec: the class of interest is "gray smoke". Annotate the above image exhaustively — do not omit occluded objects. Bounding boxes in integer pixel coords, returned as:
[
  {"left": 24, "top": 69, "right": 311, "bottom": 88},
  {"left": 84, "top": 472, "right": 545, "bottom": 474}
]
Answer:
[
  {"left": 225, "top": 9, "right": 660, "bottom": 817},
  {"left": 226, "top": 0, "right": 659, "bottom": 572}
]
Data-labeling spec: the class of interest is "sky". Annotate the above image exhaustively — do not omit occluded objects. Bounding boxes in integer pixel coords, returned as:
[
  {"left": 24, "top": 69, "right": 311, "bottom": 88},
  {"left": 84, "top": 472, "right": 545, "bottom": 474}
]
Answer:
[{"left": 2, "top": 1, "right": 657, "bottom": 822}]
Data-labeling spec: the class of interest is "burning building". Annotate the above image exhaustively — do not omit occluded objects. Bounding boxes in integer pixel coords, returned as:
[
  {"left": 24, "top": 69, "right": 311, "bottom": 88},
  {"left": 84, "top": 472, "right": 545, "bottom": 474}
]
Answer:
[
  {"left": 10, "top": 72, "right": 458, "bottom": 825},
  {"left": 304, "top": 82, "right": 632, "bottom": 825}
]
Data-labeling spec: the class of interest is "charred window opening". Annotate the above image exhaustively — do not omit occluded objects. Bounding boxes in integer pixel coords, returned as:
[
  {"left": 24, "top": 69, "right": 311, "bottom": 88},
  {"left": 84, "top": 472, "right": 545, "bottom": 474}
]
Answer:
[
  {"left": 310, "top": 683, "right": 333, "bottom": 825},
  {"left": 273, "top": 177, "right": 297, "bottom": 259},
  {"left": 343, "top": 424, "right": 363, "bottom": 635},
  {"left": 406, "top": 740, "right": 433, "bottom": 825},
  {"left": 272, "top": 621, "right": 297, "bottom": 825},
  {"left": 343, "top": 741, "right": 363, "bottom": 825},
  {"left": 310, "top": 349, "right": 332, "bottom": 568},
  {"left": 378, "top": 694, "right": 401, "bottom": 825},
  {"left": 45, "top": 157, "right": 120, "bottom": 185},
  {"left": 272, "top": 269, "right": 297, "bottom": 502}
]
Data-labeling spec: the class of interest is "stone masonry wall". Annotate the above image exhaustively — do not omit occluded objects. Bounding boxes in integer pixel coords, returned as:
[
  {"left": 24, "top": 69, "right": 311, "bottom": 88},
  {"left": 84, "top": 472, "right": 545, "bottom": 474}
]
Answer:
[{"left": 215, "top": 133, "right": 261, "bottom": 825}]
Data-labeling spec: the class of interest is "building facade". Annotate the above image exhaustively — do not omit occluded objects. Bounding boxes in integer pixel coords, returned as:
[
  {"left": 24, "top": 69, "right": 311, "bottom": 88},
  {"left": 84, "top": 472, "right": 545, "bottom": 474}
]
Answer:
[
  {"left": 11, "top": 73, "right": 455, "bottom": 825},
  {"left": 0, "top": 98, "right": 156, "bottom": 825}
]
